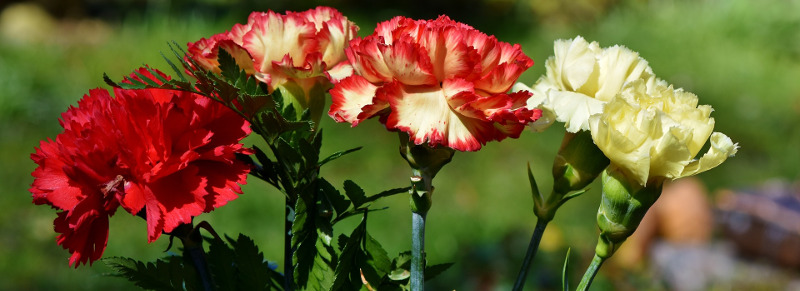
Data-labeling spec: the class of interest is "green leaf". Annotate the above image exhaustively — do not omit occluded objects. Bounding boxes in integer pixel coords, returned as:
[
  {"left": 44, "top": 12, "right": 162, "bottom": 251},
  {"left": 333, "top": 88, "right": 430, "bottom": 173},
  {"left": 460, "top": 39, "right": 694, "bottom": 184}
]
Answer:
[
  {"left": 319, "top": 178, "right": 350, "bottom": 216},
  {"left": 133, "top": 70, "right": 162, "bottom": 88},
  {"left": 103, "top": 73, "right": 120, "bottom": 88},
  {"left": 274, "top": 138, "right": 303, "bottom": 179},
  {"left": 424, "top": 262, "right": 454, "bottom": 281},
  {"left": 528, "top": 163, "right": 543, "bottom": 208},
  {"left": 562, "top": 248, "right": 571, "bottom": 291},
  {"left": 360, "top": 232, "right": 392, "bottom": 287},
  {"left": 365, "top": 187, "right": 411, "bottom": 204},
  {"left": 387, "top": 251, "right": 412, "bottom": 281},
  {"left": 166, "top": 41, "right": 190, "bottom": 83},
  {"left": 331, "top": 217, "right": 366, "bottom": 291},
  {"left": 319, "top": 147, "right": 362, "bottom": 167},
  {"left": 298, "top": 138, "right": 320, "bottom": 172},
  {"left": 230, "top": 234, "right": 273, "bottom": 290},
  {"left": 206, "top": 238, "right": 237, "bottom": 291},
  {"left": 104, "top": 256, "right": 197, "bottom": 291},
  {"left": 344, "top": 180, "right": 366, "bottom": 209},
  {"left": 292, "top": 195, "right": 336, "bottom": 290}
]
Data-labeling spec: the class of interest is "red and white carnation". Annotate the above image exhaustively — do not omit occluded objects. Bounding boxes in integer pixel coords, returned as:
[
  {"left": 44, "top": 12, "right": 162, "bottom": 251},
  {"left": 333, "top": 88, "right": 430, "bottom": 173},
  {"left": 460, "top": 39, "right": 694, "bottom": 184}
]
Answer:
[
  {"left": 186, "top": 6, "right": 358, "bottom": 92},
  {"left": 328, "top": 16, "right": 541, "bottom": 151}
]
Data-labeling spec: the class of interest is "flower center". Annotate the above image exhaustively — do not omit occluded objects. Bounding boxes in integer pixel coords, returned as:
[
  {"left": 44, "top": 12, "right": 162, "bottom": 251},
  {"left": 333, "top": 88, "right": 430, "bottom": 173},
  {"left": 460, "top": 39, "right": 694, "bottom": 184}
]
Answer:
[{"left": 100, "top": 175, "right": 125, "bottom": 197}]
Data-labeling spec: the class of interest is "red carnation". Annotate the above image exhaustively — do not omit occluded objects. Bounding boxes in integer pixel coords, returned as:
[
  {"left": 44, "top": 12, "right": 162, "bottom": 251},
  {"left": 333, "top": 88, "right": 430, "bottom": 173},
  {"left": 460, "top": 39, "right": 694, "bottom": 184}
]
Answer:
[{"left": 30, "top": 69, "right": 252, "bottom": 267}]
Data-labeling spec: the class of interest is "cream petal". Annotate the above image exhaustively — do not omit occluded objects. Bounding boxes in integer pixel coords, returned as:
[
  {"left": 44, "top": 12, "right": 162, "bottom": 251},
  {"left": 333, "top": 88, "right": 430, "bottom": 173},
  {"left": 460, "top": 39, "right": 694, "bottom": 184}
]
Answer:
[
  {"left": 552, "top": 36, "right": 600, "bottom": 91},
  {"left": 549, "top": 90, "right": 606, "bottom": 132},
  {"left": 676, "top": 132, "right": 739, "bottom": 178},
  {"left": 328, "top": 76, "right": 380, "bottom": 125},
  {"left": 594, "top": 45, "right": 651, "bottom": 101},
  {"left": 326, "top": 62, "right": 354, "bottom": 83},
  {"left": 384, "top": 82, "right": 491, "bottom": 151}
]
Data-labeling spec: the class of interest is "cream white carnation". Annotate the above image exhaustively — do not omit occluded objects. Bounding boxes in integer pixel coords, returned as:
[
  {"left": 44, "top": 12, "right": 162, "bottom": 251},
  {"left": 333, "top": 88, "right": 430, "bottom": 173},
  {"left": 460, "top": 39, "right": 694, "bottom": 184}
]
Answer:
[
  {"left": 588, "top": 80, "right": 739, "bottom": 186},
  {"left": 514, "top": 36, "right": 662, "bottom": 132}
]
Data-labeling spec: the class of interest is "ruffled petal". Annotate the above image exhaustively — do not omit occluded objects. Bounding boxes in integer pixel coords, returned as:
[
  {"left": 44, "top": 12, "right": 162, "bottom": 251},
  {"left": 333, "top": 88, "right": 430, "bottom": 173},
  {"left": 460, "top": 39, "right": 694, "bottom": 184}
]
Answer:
[
  {"left": 677, "top": 132, "right": 739, "bottom": 178},
  {"left": 549, "top": 90, "right": 606, "bottom": 133},
  {"left": 328, "top": 75, "right": 382, "bottom": 125}
]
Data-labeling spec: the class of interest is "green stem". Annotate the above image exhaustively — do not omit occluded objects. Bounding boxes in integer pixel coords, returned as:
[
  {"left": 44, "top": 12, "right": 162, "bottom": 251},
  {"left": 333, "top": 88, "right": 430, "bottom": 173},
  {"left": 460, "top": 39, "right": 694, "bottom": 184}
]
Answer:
[
  {"left": 410, "top": 209, "right": 427, "bottom": 290},
  {"left": 410, "top": 169, "right": 433, "bottom": 291},
  {"left": 512, "top": 218, "right": 549, "bottom": 291},
  {"left": 284, "top": 199, "right": 295, "bottom": 291},
  {"left": 576, "top": 254, "right": 606, "bottom": 291}
]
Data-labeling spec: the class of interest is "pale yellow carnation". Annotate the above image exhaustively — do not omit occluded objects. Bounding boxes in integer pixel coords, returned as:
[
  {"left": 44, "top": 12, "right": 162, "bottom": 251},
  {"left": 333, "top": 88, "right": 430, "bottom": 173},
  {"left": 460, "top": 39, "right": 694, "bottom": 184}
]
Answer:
[
  {"left": 588, "top": 80, "right": 739, "bottom": 186},
  {"left": 514, "top": 36, "right": 662, "bottom": 132}
]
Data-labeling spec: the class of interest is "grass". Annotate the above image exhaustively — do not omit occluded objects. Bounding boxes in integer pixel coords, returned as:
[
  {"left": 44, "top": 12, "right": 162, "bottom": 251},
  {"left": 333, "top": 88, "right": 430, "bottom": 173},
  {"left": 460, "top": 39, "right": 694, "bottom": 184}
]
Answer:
[{"left": 2, "top": 0, "right": 799, "bottom": 289}]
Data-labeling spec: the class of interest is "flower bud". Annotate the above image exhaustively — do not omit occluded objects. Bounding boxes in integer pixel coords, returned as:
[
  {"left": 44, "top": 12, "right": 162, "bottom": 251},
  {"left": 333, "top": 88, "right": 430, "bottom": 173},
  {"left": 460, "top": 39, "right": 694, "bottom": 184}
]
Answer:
[
  {"left": 551, "top": 131, "right": 610, "bottom": 195},
  {"left": 594, "top": 166, "right": 663, "bottom": 259}
]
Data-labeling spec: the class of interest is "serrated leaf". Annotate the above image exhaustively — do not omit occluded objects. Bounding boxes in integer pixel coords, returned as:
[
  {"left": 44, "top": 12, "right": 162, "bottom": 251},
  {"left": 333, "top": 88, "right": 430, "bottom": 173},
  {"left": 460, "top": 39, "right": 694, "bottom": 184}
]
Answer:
[
  {"left": 331, "top": 217, "right": 367, "bottom": 291},
  {"left": 206, "top": 239, "right": 237, "bottom": 291},
  {"left": 104, "top": 256, "right": 195, "bottom": 291},
  {"left": 167, "top": 42, "right": 190, "bottom": 82},
  {"left": 344, "top": 180, "right": 366, "bottom": 208},
  {"left": 218, "top": 49, "right": 241, "bottom": 82},
  {"left": 275, "top": 138, "right": 303, "bottom": 179},
  {"left": 292, "top": 195, "right": 336, "bottom": 291},
  {"left": 297, "top": 138, "right": 319, "bottom": 172},
  {"left": 118, "top": 78, "right": 147, "bottom": 89},
  {"left": 360, "top": 232, "right": 392, "bottom": 286},
  {"left": 133, "top": 70, "right": 162, "bottom": 88},
  {"left": 319, "top": 178, "right": 350, "bottom": 216},
  {"left": 231, "top": 234, "right": 273, "bottom": 290}
]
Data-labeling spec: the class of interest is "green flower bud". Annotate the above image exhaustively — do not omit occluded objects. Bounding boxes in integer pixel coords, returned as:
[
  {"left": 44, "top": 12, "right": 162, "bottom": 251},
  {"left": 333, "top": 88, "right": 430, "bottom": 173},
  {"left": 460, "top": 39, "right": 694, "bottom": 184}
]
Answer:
[
  {"left": 595, "top": 166, "right": 663, "bottom": 259},
  {"left": 551, "top": 131, "right": 610, "bottom": 195}
]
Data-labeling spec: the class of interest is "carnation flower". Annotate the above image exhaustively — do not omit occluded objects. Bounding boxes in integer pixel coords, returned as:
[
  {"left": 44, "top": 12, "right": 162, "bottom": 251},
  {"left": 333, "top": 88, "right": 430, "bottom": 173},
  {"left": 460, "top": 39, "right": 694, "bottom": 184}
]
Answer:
[
  {"left": 30, "top": 69, "right": 252, "bottom": 267},
  {"left": 329, "top": 15, "right": 540, "bottom": 151},
  {"left": 514, "top": 36, "right": 662, "bottom": 133},
  {"left": 186, "top": 7, "right": 358, "bottom": 124},
  {"left": 588, "top": 80, "right": 738, "bottom": 187}
]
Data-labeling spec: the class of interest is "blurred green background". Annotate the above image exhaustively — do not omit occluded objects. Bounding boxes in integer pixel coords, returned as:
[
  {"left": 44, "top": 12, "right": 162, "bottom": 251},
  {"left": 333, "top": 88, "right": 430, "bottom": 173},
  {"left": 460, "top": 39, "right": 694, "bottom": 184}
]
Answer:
[{"left": 2, "top": 0, "right": 799, "bottom": 289}]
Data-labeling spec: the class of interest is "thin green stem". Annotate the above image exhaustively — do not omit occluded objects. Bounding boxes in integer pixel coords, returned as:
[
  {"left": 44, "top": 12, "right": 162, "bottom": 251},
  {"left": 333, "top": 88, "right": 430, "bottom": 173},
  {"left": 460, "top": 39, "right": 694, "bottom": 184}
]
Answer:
[
  {"left": 512, "top": 218, "right": 549, "bottom": 291},
  {"left": 410, "top": 210, "right": 427, "bottom": 290},
  {"left": 576, "top": 254, "right": 606, "bottom": 291},
  {"left": 284, "top": 199, "right": 295, "bottom": 291}
]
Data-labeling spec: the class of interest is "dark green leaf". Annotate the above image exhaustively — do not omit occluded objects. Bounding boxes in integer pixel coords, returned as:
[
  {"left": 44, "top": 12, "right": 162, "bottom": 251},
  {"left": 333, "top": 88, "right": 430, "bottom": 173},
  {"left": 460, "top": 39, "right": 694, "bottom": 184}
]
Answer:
[
  {"left": 365, "top": 187, "right": 411, "bottom": 204},
  {"left": 104, "top": 256, "right": 194, "bottom": 291},
  {"left": 331, "top": 217, "right": 366, "bottom": 291},
  {"left": 424, "top": 262, "right": 454, "bottom": 281},
  {"left": 344, "top": 180, "right": 366, "bottom": 208},
  {"left": 231, "top": 234, "right": 273, "bottom": 290},
  {"left": 319, "top": 178, "right": 350, "bottom": 216},
  {"left": 206, "top": 238, "right": 237, "bottom": 291},
  {"left": 360, "top": 232, "right": 392, "bottom": 286},
  {"left": 103, "top": 73, "right": 120, "bottom": 88}
]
